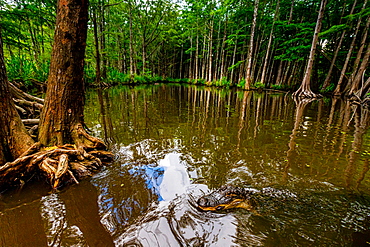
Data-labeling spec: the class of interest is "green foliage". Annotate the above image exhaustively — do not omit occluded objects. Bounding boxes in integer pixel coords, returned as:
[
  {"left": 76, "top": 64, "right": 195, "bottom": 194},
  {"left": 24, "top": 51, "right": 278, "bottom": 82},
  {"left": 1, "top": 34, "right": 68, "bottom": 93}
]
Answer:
[
  {"left": 106, "top": 67, "right": 131, "bottom": 84},
  {"left": 228, "top": 60, "right": 244, "bottom": 71},
  {"left": 270, "top": 84, "right": 292, "bottom": 91},
  {"left": 343, "top": 7, "right": 370, "bottom": 21},
  {"left": 319, "top": 24, "right": 348, "bottom": 37},
  {"left": 84, "top": 64, "right": 96, "bottom": 84},
  {"left": 237, "top": 78, "right": 246, "bottom": 88},
  {"left": 168, "top": 78, "right": 190, "bottom": 83},
  {"left": 33, "top": 60, "right": 50, "bottom": 82},
  {"left": 2, "top": 0, "right": 367, "bottom": 95},
  {"left": 187, "top": 78, "right": 206, "bottom": 85},
  {"left": 6, "top": 56, "right": 49, "bottom": 86},
  {"left": 219, "top": 77, "right": 231, "bottom": 87},
  {"left": 253, "top": 81, "right": 265, "bottom": 89},
  {"left": 207, "top": 77, "right": 232, "bottom": 87},
  {"left": 274, "top": 21, "right": 316, "bottom": 61},
  {"left": 320, "top": 83, "right": 335, "bottom": 93}
]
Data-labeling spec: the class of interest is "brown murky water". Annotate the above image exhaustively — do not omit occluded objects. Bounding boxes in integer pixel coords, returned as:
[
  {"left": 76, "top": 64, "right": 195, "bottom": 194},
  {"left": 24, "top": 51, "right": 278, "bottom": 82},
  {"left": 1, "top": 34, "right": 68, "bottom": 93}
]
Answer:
[{"left": 1, "top": 84, "right": 370, "bottom": 246}]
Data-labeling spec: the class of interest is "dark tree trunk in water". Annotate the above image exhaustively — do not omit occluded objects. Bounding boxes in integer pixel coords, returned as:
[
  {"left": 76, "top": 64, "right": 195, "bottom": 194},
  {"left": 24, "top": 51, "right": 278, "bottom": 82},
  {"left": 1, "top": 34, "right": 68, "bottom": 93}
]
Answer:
[
  {"left": 0, "top": 31, "right": 34, "bottom": 165},
  {"left": 39, "top": 0, "right": 89, "bottom": 146}
]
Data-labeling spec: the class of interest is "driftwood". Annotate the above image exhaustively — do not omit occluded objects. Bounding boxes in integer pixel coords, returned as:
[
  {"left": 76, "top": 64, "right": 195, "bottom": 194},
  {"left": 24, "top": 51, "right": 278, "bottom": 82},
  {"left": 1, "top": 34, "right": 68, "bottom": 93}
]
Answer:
[
  {"left": 22, "top": 119, "right": 40, "bottom": 125},
  {"left": 10, "top": 82, "right": 44, "bottom": 120},
  {"left": 9, "top": 82, "right": 43, "bottom": 140},
  {"left": 9, "top": 82, "right": 44, "bottom": 104}
]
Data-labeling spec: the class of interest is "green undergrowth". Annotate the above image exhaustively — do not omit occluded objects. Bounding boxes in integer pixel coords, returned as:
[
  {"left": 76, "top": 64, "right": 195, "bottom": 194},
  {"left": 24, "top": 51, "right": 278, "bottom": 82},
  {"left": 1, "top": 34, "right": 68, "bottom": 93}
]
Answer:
[
  {"left": 6, "top": 58, "right": 292, "bottom": 92},
  {"left": 6, "top": 56, "right": 49, "bottom": 86}
]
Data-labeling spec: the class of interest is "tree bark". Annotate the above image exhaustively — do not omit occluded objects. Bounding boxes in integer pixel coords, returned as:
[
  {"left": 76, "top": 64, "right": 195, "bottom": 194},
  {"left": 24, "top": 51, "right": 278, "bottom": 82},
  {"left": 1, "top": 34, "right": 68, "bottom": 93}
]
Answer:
[
  {"left": 128, "top": 1, "right": 135, "bottom": 77},
  {"left": 207, "top": 18, "right": 214, "bottom": 82},
  {"left": 229, "top": 36, "right": 238, "bottom": 85},
  {"left": 261, "top": 0, "right": 279, "bottom": 85},
  {"left": 219, "top": 15, "right": 228, "bottom": 80},
  {"left": 244, "top": 0, "right": 259, "bottom": 90},
  {"left": 38, "top": 0, "right": 89, "bottom": 146}
]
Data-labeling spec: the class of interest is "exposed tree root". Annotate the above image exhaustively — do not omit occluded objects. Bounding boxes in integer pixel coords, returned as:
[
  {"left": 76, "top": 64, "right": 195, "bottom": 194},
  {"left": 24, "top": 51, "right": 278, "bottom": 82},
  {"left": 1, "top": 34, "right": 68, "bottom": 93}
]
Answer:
[
  {"left": 347, "top": 76, "right": 370, "bottom": 108},
  {"left": 292, "top": 88, "right": 322, "bottom": 99},
  {"left": 0, "top": 141, "right": 113, "bottom": 192}
]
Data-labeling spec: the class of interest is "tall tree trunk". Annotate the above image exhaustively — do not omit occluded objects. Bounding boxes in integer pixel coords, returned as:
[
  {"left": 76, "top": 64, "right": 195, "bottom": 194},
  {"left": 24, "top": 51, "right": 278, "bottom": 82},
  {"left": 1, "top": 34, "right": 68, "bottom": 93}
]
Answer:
[
  {"left": 92, "top": 7, "right": 102, "bottom": 86},
  {"left": 142, "top": 37, "right": 147, "bottom": 74},
  {"left": 207, "top": 18, "right": 214, "bottom": 82},
  {"left": 321, "top": 0, "right": 358, "bottom": 91},
  {"left": 201, "top": 35, "right": 207, "bottom": 79},
  {"left": 99, "top": 2, "right": 107, "bottom": 79},
  {"left": 195, "top": 32, "right": 199, "bottom": 80},
  {"left": 128, "top": 2, "right": 135, "bottom": 77},
  {"left": 333, "top": 0, "right": 368, "bottom": 96},
  {"left": 179, "top": 43, "right": 184, "bottom": 78},
  {"left": 220, "top": 15, "right": 228, "bottom": 80},
  {"left": 189, "top": 33, "right": 194, "bottom": 79},
  {"left": 0, "top": 31, "right": 34, "bottom": 165},
  {"left": 261, "top": 0, "right": 279, "bottom": 85},
  {"left": 230, "top": 37, "right": 238, "bottom": 85},
  {"left": 288, "top": 0, "right": 295, "bottom": 24},
  {"left": 350, "top": 42, "right": 370, "bottom": 97},
  {"left": 214, "top": 18, "right": 222, "bottom": 80},
  {"left": 275, "top": 61, "right": 283, "bottom": 85},
  {"left": 39, "top": 0, "right": 89, "bottom": 145},
  {"left": 347, "top": 16, "right": 370, "bottom": 95},
  {"left": 293, "top": 0, "right": 327, "bottom": 98},
  {"left": 244, "top": 0, "right": 259, "bottom": 90}
]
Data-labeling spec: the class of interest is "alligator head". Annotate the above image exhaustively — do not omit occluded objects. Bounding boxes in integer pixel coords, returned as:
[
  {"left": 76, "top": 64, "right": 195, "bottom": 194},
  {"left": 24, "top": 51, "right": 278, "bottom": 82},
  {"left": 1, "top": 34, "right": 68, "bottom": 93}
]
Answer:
[{"left": 196, "top": 185, "right": 258, "bottom": 211}]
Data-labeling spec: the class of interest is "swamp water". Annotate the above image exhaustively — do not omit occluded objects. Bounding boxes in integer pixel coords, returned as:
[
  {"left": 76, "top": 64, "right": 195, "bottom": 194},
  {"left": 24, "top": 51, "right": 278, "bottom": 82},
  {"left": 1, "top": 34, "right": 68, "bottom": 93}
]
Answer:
[{"left": 1, "top": 84, "right": 370, "bottom": 246}]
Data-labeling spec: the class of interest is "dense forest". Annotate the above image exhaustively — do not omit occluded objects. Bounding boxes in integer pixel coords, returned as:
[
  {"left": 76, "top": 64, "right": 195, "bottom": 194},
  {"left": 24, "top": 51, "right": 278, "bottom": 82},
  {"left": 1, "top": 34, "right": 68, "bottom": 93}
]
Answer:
[{"left": 0, "top": 0, "right": 369, "bottom": 95}]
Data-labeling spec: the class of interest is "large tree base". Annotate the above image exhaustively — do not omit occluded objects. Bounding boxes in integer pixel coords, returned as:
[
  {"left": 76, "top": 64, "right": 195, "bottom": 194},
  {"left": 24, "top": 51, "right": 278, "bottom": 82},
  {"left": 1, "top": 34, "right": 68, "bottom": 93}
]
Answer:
[{"left": 0, "top": 140, "right": 113, "bottom": 192}]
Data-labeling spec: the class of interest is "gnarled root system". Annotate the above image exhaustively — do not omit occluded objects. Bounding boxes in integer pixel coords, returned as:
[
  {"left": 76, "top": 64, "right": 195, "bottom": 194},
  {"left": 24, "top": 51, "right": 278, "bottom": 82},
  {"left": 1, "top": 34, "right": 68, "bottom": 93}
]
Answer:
[{"left": 0, "top": 141, "right": 113, "bottom": 192}]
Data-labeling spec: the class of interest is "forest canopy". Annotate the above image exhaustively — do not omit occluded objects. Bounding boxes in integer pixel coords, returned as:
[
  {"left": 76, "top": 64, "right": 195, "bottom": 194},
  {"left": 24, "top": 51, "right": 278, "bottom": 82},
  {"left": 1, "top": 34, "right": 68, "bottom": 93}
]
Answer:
[{"left": 0, "top": 0, "right": 369, "bottom": 96}]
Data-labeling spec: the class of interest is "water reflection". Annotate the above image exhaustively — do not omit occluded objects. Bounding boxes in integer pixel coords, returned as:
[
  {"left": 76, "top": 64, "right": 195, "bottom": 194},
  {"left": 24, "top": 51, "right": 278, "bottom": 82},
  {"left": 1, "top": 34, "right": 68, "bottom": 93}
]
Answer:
[
  {"left": 40, "top": 181, "right": 114, "bottom": 246},
  {"left": 114, "top": 153, "right": 238, "bottom": 246},
  {"left": 1, "top": 84, "right": 370, "bottom": 246},
  {"left": 83, "top": 84, "right": 370, "bottom": 245}
]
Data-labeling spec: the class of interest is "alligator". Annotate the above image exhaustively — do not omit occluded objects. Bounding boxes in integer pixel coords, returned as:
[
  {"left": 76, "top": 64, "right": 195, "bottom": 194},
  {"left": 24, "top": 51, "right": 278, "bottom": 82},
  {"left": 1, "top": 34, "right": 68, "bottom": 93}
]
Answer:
[{"left": 196, "top": 185, "right": 298, "bottom": 213}]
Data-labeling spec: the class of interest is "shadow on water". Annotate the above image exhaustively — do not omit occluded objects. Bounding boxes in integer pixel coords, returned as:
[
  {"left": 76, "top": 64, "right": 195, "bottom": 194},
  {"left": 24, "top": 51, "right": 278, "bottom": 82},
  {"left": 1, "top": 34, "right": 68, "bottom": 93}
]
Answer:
[{"left": 1, "top": 84, "right": 370, "bottom": 246}]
